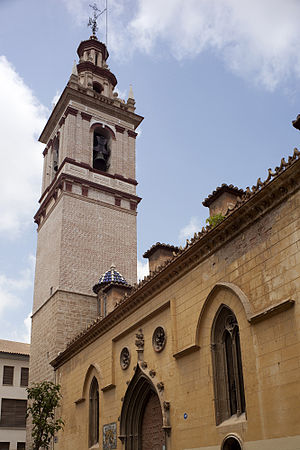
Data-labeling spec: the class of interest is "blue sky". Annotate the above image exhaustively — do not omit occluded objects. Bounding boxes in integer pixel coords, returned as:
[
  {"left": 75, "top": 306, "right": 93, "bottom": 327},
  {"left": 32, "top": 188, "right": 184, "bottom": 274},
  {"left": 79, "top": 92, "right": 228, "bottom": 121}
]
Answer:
[{"left": 0, "top": 0, "right": 299, "bottom": 343}]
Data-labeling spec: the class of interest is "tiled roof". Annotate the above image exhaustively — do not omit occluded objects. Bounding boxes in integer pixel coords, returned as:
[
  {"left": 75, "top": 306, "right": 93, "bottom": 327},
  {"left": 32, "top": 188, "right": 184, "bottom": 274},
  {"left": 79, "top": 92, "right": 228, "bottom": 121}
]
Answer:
[
  {"left": 143, "top": 242, "right": 179, "bottom": 259},
  {"left": 97, "top": 265, "right": 128, "bottom": 286},
  {"left": 0, "top": 339, "right": 30, "bottom": 356},
  {"left": 202, "top": 184, "right": 245, "bottom": 207}
]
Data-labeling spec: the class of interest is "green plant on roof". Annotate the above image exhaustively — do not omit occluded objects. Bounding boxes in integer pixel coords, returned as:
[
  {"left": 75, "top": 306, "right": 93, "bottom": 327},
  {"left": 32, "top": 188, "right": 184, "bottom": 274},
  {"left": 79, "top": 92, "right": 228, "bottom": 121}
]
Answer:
[{"left": 206, "top": 213, "right": 225, "bottom": 228}]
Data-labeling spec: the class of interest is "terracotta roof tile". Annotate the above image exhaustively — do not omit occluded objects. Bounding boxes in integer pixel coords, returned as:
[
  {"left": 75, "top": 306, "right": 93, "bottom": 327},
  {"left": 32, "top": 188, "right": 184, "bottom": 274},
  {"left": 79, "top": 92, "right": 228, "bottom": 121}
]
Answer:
[{"left": 0, "top": 339, "right": 30, "bottom": 356}]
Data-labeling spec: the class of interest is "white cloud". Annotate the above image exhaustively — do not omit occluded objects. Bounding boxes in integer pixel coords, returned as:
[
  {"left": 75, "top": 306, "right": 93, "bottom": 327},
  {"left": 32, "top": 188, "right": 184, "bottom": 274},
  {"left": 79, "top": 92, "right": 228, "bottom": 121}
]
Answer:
[
  {"left": 0, "top": 254, "right": 35, "bottom": 315},
  {"left": 51, "top": 90, "right": 61, "bottom": 107},
  {"left": 179, "top": 216, "right": 202, "bottom": 243},
  {"left": 23, "top": 312, "right": 32, "bottom": 344},
  {"left": 63, "top": 0, "right": 300, "bottom": 90},
  {"left": 137, "top": 259, "right": 149, "bottom": 281},
  {"left": 0, "top": 56, "right": 47, "bottom": 237},
  {"left": 0, "top": 255, "right": 34, "bottom": 343}
]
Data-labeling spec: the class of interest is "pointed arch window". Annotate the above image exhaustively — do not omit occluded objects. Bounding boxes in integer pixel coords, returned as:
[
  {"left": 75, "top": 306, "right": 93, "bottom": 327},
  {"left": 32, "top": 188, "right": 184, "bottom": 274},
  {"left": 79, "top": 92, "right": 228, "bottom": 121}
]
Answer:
[
  {"left": 211, "top": 306, "right": 245, "bottom": 425},
  {"left": 89, "top": 377, "right": 99, "bottom": 447}
]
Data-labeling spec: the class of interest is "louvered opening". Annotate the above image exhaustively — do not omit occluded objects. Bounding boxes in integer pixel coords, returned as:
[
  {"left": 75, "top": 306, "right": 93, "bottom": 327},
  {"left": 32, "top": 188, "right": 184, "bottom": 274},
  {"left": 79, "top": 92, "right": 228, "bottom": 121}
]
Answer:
[
  {"left": 20, "top": 368, "right": 29, "bottom": 387},
  {"left": 0, "top": 399, "right": 27, "bottom": 428},
  {"left": 2, "top": 366, "right": 14, "bottom": 385},
  {"left": 0, "top": 443, "right": 10, "bottom": 450}
]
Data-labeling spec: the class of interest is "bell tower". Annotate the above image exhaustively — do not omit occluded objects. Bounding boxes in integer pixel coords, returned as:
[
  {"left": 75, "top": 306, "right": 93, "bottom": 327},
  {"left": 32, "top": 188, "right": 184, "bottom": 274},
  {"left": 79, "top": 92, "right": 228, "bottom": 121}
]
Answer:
[{"left": 29, "top": 34, "right": 143, "bottom": 383}]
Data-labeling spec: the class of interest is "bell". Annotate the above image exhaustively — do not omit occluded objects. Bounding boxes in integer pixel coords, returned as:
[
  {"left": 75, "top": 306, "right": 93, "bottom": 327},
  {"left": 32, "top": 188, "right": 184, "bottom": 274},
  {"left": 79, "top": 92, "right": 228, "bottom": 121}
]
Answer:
[{"left": 93, "top": 151, "right": 107, "bottom": 171}]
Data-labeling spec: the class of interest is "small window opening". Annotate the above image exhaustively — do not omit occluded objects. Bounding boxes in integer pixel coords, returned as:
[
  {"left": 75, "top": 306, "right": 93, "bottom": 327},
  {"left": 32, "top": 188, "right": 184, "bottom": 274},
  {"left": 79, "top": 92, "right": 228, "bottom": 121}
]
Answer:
[
  {"left": 52, "top": 136, "right": 59, "bottom": 173},
  {"left": 95, "top": 52, "right": 98, "bottom": 66},
  {"left": 93, "top": 82, "right": 103, "bottom": 94}
]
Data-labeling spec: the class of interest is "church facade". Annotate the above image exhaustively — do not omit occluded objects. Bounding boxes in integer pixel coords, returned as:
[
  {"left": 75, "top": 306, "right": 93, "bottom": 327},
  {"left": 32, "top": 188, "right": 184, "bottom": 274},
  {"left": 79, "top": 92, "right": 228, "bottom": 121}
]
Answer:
[{"left": 29, "top": 33, "right": 300, "bottom": 450}]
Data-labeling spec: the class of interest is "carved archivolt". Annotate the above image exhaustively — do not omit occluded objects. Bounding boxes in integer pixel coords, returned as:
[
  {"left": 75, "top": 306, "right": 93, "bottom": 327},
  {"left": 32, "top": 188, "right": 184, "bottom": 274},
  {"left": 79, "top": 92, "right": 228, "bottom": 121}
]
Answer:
[{"left": 119, "top": 362, "right": 171, "bottom": 448}]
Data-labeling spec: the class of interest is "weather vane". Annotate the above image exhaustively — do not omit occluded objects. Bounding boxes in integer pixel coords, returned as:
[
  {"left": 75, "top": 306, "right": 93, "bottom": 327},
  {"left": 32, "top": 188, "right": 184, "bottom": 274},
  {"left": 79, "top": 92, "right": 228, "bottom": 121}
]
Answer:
[{"left": 88, "top": 2, "right": 106, "bottom": 37}]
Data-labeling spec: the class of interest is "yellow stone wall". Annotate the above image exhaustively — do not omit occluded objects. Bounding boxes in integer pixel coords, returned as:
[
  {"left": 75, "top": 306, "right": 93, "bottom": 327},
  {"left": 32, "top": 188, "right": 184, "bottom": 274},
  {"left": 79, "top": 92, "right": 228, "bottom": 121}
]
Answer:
[{"left": 54, "top": 188, "right": 300, "bottom": 449}]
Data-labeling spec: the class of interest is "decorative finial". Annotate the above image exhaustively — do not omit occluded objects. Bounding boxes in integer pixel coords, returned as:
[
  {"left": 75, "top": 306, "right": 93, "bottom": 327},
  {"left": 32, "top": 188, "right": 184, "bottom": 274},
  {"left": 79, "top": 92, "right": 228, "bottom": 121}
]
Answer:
[
  {"left": 88, "top": 3, "right": 106, "bottom": 37},
  {"left": 72, "top": 60, "right": 78, "bottom": 76},
  {"left": 128, "top": 84, "right": 134, "bottom": 100}
]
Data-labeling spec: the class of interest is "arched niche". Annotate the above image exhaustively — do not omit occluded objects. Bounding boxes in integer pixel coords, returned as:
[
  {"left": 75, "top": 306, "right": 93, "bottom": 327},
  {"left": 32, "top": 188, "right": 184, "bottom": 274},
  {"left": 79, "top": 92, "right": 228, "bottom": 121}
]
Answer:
[
  {"left": 120, "top": 364, "right": 169, "bottom": 450},
  {"left": 81, "top": 363, "right": 102, "bottom": 401},
  {"left": 90, "top": 123, "right": 115, "bottom": 172}
]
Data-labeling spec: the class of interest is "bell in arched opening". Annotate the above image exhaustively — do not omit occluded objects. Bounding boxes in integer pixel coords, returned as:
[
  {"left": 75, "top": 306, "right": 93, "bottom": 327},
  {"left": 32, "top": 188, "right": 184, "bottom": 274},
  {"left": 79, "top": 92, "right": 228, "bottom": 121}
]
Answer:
[{"left": 93, "top": 128, "right": 111, "bottom": 172}]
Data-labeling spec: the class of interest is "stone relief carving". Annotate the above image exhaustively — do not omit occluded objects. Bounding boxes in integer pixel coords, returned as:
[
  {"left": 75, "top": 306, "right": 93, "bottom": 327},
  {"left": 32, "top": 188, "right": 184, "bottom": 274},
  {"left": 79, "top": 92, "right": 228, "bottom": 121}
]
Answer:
[
  {"left": 120, "top": 347, "right": 130, "bottom": 370},
  {"left": 152, "top": 326, "right": 166, "bottom": 352}
]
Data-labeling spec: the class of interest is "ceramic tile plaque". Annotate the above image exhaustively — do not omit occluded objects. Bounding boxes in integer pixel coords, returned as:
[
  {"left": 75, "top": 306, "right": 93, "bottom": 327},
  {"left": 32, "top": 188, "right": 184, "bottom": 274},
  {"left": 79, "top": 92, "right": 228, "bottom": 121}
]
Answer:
[{"left": 103, "top": 422, "right": 117, "bottom": 449}]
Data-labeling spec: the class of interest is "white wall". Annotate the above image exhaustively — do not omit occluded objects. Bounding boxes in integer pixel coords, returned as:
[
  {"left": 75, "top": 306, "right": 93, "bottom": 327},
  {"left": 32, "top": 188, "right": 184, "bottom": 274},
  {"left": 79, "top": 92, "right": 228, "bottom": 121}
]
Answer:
[{"left": 0, "top": 353, "right": 29, "bottom": 450}]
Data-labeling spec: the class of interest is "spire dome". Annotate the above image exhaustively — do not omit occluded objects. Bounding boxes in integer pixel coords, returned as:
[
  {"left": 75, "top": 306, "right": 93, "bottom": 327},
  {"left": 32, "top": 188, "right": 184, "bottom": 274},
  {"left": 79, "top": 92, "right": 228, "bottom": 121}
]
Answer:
[{"left": 96, "top": 265, "right": 129, "bottom": 287}]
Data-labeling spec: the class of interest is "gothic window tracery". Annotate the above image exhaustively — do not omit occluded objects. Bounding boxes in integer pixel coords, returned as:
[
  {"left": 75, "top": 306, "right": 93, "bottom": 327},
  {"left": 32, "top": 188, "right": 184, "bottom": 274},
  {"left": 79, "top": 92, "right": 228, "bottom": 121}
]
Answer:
[
  {"left": 211, "top": 306, "right": 246, "bottom": 425},
  {"left": 89, "top": 377, "right": 99, "bottom": 447}
]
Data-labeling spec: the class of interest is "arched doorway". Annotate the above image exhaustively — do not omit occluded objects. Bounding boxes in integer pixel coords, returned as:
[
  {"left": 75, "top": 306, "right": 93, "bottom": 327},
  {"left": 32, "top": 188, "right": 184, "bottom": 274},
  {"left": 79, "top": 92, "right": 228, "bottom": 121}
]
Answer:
[{"left": 120, "top": 366, "right": 166, "bottom": 450}]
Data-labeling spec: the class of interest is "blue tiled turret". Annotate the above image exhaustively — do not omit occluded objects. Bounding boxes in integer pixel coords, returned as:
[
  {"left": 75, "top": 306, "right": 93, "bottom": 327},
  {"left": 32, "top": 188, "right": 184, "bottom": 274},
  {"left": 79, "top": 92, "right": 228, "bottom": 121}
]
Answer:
[{"left": 93, "top": 264, "right": 129, "bottom": 294}]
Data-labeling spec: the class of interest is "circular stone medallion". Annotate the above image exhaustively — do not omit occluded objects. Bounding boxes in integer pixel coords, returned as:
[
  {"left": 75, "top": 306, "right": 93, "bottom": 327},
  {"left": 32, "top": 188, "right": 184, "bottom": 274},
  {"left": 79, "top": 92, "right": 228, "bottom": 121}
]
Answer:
[
  {"left": 120, "top": 347, "right": 130, "bottom": 370},
  {"left": 152, "top": 326, "right": 166, "bottom": 352}
]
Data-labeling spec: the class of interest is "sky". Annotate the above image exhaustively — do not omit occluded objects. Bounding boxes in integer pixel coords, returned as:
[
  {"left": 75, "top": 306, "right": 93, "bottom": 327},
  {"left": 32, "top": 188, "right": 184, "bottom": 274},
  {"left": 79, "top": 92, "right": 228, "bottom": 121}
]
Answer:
[{"left": 0, "top": 0, "right": 299, "bottom": 343}]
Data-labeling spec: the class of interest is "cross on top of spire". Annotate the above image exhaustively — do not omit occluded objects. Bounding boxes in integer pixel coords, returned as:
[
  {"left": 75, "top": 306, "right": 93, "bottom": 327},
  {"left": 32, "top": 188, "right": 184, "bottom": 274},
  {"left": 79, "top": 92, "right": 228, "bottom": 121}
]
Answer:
[{"left": 88, "top": 2, "right": 106, "bottom": 36}]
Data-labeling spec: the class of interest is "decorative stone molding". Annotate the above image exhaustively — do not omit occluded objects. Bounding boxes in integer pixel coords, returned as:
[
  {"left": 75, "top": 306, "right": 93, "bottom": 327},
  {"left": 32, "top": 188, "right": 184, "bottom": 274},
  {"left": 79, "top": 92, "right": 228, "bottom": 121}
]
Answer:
[
  {"left": 59, "top": 117, "right": 65, "bottom": 127},
  {"left": 119, "top": 362, "right": 171, "bottom": 444},
  {"left": 127, "top": 130, "right": 138, "bottom": 139},
  {"left": 135, "top": 328, "right": 144, "bottom": 361},
  {"left": 81, "top": 112, "right": 92, "bottom": 121},
  {"left": 65, "top": 106, "right": 78, "bottom": 117},
  {"left": 152, "top": 326, "right": 166, "bottom": 352},
  {"left": 115, "top": 125, "right": 125, "bottom": 133},
  {"left": 120, "top": 347, "right": 130, "bottom": 370}
]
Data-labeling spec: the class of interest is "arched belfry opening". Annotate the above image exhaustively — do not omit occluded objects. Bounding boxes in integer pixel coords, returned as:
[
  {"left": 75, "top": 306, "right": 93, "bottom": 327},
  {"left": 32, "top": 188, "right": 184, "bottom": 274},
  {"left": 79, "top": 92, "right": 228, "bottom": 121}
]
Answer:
[
  {"left": 93, "top": 81, "right": 103, "bottom": 94},
  {"left": 52, "top": 135, "right": 59, "bottom": 174},
  {"left": 211, "top": 305, "right": 246, "bottom": 425},
  {"left": 92, "top": 125, "right": 112, "bottom": 172},
  {"left": 120, "top": 366, "right": 166, "bottom": 450}
]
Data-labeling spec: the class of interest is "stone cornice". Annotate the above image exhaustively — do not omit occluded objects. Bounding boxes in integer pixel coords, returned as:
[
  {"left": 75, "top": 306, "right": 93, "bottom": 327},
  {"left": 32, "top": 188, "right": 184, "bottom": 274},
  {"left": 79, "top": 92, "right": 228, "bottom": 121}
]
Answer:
[
  {"left": 35, "top": 160, "right": 141, "bottom": 227},
  {"left": 39, "top": 157, "right": 138, "bottom": 204},
  {"left": 77, "top": 38, "right": 109, "bottom": 61},
  {"left": 77, "top": 61, "right": 117, "bottom": 87},
  {"left": 51, "top": 150, "right": 300, "bottom": 370},
  {"left": 39, "top": 86, "right": 144, "bottom": 143}
]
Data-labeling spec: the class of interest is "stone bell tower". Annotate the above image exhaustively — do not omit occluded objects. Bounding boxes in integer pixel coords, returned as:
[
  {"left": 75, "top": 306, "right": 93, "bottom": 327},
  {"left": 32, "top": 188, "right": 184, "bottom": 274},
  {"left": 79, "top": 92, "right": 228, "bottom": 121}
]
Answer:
[{"left": 29, "top": 35, "right": 143, "bottom": 384}]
